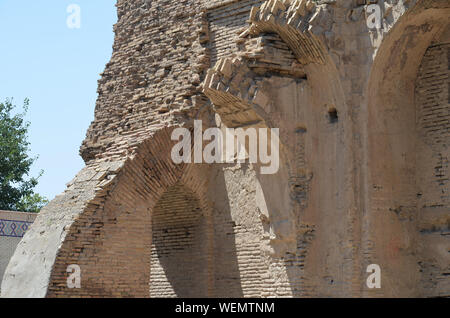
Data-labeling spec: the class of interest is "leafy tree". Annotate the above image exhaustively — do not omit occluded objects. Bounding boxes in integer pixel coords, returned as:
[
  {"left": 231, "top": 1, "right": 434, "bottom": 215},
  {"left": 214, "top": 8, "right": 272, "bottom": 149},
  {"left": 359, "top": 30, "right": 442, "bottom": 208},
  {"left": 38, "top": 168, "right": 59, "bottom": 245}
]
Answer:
[{"left": 0, "top": 98, "right": 48, "bottom": 212}]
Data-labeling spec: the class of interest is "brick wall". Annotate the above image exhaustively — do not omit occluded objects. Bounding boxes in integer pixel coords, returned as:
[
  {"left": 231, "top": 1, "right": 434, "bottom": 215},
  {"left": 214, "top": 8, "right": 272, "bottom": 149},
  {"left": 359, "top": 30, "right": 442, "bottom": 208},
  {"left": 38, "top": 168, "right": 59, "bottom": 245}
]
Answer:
[
  {"left": 80, "top": 0, "right": 210, "bottom": 162},
  {"left": 150, "top": 184, "right": 209, "bottom": 297},
  {"left": 416, "top": 43, "right": 450, "bottom": 151},
  {"left": 415, "top": 42, "right": 450, "bottom": 296},
  {"left": 207, "top": 0, "right": 264, "bottom": 65}
]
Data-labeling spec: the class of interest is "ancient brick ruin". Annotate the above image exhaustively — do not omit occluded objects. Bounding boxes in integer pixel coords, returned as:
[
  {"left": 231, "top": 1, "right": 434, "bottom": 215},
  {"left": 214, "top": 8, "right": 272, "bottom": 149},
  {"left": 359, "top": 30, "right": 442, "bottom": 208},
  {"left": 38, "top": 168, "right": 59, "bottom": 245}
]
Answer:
[{"left": 1, "top": 0, "right": 449, "bottom": 297}]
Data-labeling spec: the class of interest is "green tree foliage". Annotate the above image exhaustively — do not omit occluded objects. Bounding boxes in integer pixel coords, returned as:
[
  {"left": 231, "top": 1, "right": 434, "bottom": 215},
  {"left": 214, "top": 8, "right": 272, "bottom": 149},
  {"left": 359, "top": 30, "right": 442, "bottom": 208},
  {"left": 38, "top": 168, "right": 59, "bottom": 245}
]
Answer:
[{"left": 0, "top": 98, "right": 48, "bottom": 212}]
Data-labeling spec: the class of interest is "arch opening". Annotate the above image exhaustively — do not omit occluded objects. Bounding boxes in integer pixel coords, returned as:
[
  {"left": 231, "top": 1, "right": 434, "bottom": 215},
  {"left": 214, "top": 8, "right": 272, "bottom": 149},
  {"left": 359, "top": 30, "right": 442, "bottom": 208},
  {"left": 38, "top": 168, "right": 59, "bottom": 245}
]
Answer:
[
  {"left": 366, "top": 3, "right": 449, "bottom": 296},
  {"left": 150, "top": 183, "right": 210, "bottom": 298}
]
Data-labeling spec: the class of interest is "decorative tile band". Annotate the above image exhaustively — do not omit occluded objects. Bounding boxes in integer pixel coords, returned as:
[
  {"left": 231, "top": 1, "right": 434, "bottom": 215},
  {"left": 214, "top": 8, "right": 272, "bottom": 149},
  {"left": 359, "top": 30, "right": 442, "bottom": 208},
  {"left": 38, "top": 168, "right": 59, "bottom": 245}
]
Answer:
[{"left": 0, "top": 219, "right": 33, "bottom": 238}]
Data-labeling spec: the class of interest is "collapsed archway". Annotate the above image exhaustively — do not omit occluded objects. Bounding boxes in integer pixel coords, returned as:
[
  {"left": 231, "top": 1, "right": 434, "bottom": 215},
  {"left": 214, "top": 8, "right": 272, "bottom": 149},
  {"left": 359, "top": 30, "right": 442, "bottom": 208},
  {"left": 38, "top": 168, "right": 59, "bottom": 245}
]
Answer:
[{"left": 203, "top": 0, "right": 353, "bottom": 297}]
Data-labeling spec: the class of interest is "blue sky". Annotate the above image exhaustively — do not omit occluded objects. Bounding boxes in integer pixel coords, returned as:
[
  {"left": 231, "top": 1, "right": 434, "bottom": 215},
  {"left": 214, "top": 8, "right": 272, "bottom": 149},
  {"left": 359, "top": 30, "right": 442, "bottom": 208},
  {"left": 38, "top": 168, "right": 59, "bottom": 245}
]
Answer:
[{"left": 0, "top": 1, "right": 117, "bottom": 201}]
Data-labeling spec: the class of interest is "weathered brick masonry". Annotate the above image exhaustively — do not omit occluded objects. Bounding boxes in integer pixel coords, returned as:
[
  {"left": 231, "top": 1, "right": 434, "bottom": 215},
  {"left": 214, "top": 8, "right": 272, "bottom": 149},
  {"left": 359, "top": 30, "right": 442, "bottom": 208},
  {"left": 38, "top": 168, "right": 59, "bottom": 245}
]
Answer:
[{"left": 1, "top": 0, "right": 449, "bottom": 297}]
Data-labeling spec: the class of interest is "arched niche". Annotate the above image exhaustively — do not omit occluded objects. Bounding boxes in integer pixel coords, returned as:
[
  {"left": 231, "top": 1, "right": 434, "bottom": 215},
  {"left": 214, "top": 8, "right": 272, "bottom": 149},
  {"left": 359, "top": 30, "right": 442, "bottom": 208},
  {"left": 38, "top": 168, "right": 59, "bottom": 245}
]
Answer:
[
  {"left": 365, "top": 1, "right": 449, "bottom": 297},
  {"left": 150, "top": 183, "right": 210, "bottom": 297}
]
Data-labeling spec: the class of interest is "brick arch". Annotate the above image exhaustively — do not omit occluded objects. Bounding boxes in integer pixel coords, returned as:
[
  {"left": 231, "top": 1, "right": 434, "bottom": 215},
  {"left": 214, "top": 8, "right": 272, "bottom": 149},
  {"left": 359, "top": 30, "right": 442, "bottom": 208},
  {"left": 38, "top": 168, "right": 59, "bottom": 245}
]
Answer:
[
  {"left": 245, "top": 0, "right": 328, "bottom": 65},
  {"left": 40, "top": 127, "right": 214, "bottom": 297},
  {"left": 201, "top": 4, "right": 342, "bottom": 296},
  {"left": 202, "top": 0, "right": 337, "bottom": 130},
  {"left": 202, "top": 0, "right": 347, "bottom": 271},
  {"left": 203, "top": 56, "right": 269, "bottom": 128},
  {"left": 365, "top": 0, "right": 449, "bottom": 297}
]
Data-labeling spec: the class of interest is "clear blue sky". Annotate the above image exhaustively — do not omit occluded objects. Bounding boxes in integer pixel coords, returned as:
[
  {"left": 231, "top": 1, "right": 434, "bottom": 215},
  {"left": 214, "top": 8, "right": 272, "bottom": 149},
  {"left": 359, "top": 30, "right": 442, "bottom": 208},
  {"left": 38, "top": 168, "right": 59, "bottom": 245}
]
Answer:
[{"left": 0, "top": 1, "right": 117, "bottom": 201}]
